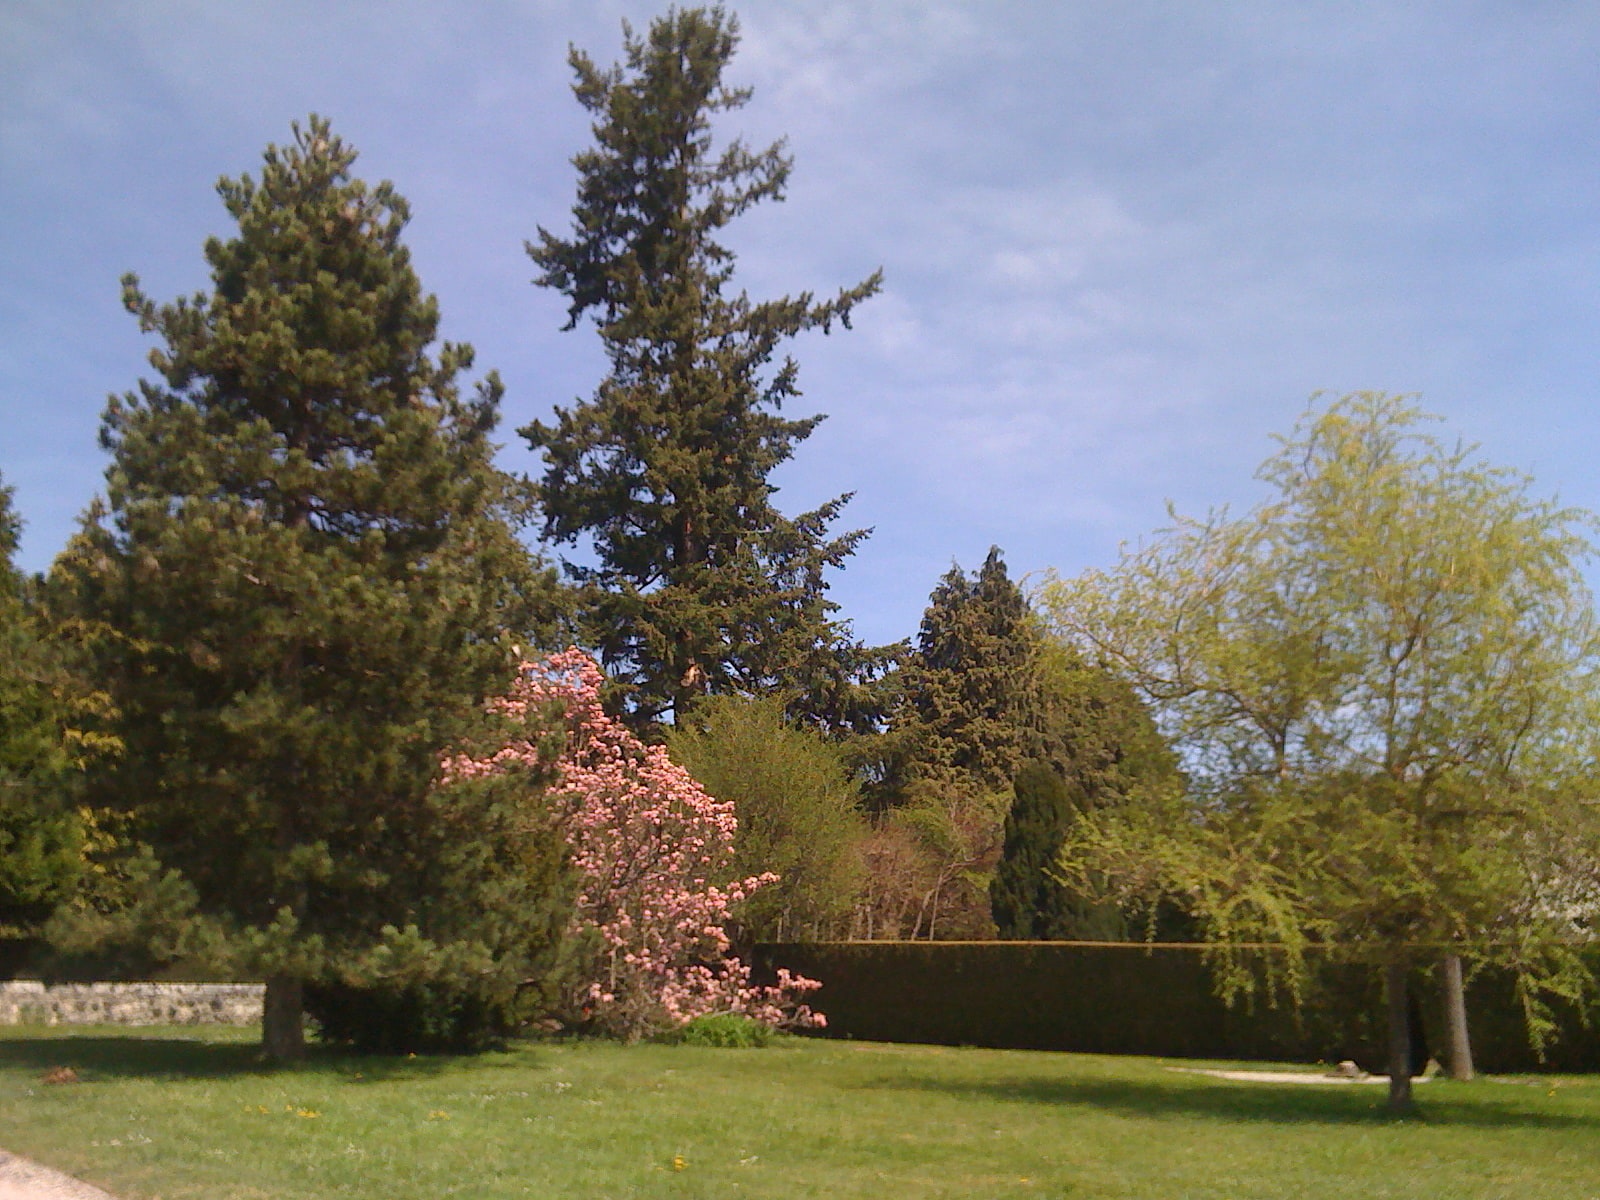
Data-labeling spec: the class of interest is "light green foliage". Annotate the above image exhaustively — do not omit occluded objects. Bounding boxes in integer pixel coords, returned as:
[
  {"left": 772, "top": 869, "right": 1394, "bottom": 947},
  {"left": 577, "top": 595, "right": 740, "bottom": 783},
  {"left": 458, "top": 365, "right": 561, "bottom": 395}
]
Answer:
[
  {"left": 883, "top": 779, "right": 1012, "bottom": 940},
  {"left": 54, "top": 118, "right": 568, "bottom": 1053},
  {"left": 668, "top": 694, "right": 865, "bottom": 941},
  {"left": 526, "top": 6, "right": 892, "bottom": 731},
  {"left": 667, "top": 1011, "right": 780, "bottom": 1047},
  {"left": 1039, "top": 393, "right": 1600, "bottom": 1073}
]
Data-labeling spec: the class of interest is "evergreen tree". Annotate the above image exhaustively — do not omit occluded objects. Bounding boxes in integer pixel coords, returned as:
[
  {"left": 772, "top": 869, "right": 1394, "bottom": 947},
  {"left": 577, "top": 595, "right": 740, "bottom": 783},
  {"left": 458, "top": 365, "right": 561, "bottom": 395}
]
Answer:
[
  {"left": 886, "top": 547, "right": 1180, "bottom": 939},
  {"left": 888, "top": 547, "right": 1044, "bottom": 796},
  {"left": 58, "top": 118, "right": 566, "bottom": 1059},
  {"left": 0, "top": 476, "right": 83, "bottom": 935},
  {"left": 525, "top": 6, "right": 890, "bottom": 730},
  {"left": 989, "top": 647, "right": 1181, "bottom": 941}
]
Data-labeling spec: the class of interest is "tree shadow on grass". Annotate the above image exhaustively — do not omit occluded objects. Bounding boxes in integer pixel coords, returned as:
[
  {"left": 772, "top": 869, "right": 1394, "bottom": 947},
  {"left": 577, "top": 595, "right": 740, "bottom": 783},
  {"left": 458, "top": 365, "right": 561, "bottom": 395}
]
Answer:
[
  {"left": 853, "top": 1072, "right": 1599, "bottom": 1130},
  {"left": 0, "top": 1033, "right": 539, "bottom": 1083}
]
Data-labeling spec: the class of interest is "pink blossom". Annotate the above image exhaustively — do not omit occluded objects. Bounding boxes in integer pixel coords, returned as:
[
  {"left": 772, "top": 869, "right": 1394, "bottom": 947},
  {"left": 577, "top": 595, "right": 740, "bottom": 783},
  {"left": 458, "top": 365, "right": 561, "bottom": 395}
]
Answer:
[{"left": 444, "top": 648, "right": 824, "bottom": 1040}]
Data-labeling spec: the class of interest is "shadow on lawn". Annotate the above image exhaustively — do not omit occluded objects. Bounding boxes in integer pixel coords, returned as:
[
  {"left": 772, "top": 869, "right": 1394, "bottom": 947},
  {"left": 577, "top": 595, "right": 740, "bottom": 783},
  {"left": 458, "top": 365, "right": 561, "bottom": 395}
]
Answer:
[
  {"left": 857, "top": 1072, "right": 1597, "bottom": 1130},
  {"left": 0, "top": 1033, "right": 528, "bottom": 1083}
]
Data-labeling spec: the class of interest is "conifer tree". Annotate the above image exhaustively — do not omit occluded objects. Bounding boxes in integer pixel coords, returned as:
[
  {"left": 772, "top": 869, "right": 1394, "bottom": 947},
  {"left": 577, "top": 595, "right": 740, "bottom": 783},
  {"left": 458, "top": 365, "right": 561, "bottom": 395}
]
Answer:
[
  {"left": 0, "top": 476, "right": 83, "bottom": 935},
  {"left": 989, "top": 648, "right": 1180, "bottom": 941},
  {"left": 885, "top": 548, "right": 1179, "bottom": 939},
  {"left": 889, "top": 547, "right": 1045, "bottom": 795},
  {"left": 58, "top": 118, "right": 566, "bottom": 1059},
  {"left": 525, "top": 6, "right": 890, "bottom": 730}
]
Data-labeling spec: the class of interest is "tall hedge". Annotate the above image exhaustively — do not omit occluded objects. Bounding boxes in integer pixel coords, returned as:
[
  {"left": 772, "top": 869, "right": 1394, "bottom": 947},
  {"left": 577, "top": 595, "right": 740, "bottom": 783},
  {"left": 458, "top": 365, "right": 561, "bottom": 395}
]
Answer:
[{"left": 754, "top": 942, "right": 1600, "bottom": 1073}]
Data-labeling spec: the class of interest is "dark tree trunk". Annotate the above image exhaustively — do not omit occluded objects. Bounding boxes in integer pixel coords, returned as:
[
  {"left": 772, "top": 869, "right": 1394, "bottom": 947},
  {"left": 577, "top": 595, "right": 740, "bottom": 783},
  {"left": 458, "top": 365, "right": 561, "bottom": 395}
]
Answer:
[
  {"left": 262, "top": 974, "right": 306, "bottom": 1062},
  {"left": 1385, "top": 961, "right": 1414, "bottom": 1113},
  {"left": 1440, "top": 953, "right": 1474, "bottom": 1081}
]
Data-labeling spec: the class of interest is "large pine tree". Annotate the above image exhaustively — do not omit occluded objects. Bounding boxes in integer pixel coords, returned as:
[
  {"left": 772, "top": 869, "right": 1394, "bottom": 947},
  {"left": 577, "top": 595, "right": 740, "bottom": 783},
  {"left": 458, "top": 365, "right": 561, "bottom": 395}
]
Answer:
[
  {"left": 525, "top": 6, "right": 890, "bottom": 730},
  {"left": 59, "top": 118, "right": 565, "bottom": 1059}
]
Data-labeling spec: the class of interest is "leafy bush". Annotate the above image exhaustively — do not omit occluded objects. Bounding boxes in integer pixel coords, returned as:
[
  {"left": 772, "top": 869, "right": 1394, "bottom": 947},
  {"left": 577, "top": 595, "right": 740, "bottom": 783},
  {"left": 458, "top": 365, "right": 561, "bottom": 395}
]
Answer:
[
  {"left": 668, "top": 1012, "right": 780, "bottom": 1048},
  {"left": 668, "top": 694, "right": 867, "bottom": 942}
]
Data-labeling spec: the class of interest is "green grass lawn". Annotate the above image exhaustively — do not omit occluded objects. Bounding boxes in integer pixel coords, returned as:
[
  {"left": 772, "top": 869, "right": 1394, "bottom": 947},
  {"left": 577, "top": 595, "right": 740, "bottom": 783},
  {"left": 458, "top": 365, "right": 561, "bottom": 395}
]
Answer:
[{"left": 3, "top": 1026, "right": 1599, "bottom": 1199}]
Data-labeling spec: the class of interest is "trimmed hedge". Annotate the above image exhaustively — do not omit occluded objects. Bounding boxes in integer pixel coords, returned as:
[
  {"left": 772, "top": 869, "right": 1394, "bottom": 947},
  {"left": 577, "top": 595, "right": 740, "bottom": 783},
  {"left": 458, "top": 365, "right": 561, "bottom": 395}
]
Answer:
[{"left": 754, "top": 942, "right": 1600, "bottom": 1073}]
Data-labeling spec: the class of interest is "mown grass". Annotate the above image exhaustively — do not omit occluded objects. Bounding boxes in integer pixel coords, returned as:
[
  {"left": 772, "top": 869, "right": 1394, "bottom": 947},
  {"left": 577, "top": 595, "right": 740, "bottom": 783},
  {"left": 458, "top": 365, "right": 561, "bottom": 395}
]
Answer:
[{"left": 3, "top": 1025, "right": 1599, "bottom": 1199}]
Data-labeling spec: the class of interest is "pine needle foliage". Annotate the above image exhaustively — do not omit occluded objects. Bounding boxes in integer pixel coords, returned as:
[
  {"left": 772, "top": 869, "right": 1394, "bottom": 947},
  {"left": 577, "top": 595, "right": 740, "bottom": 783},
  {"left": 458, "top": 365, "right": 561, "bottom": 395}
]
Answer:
[
  {"left": 56, "top": 117, "right": 568, "bottom": 1058},
  {"left": 525, "top": 6, "right": 892, "bottom": 731}
]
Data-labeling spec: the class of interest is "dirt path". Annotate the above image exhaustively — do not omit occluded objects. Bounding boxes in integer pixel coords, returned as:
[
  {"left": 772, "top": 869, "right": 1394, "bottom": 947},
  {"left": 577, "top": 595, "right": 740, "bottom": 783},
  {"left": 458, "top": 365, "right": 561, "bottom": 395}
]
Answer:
[{"left": 0, "top": 1152, "right": 119, "bottom": 1200}]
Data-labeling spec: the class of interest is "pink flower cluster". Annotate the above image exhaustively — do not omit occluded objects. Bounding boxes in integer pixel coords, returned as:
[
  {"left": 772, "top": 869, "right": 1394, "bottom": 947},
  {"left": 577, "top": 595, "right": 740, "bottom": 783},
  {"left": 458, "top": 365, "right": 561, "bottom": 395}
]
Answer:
[{"left": 444, "top": 648, "right": 824, "bottom": 1040}]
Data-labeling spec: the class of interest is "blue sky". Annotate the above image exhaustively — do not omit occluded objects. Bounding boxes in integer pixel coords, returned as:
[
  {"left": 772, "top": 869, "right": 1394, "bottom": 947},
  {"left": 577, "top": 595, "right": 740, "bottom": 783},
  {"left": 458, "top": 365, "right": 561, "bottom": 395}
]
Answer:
[{"left": 3, "top": 1, "right": 1597, "bottom": 648}]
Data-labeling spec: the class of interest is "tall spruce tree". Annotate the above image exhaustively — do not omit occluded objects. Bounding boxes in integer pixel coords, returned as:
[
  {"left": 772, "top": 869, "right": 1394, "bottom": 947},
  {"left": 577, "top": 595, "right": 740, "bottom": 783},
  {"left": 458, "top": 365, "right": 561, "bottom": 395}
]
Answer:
[
  {"left": 889, "top": 547, "right": 1045, "bottom": 795},
  {"left": 58, "top": 118, "right": 565, "bottom": 1059},
  {"left": 525, "top": 6, "right": 890, "bottom": 730}
]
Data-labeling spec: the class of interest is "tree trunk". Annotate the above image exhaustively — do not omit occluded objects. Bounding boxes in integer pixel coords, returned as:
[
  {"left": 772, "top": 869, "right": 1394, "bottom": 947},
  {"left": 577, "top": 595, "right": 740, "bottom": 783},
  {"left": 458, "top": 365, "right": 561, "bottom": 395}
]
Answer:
[
  {"left": 262, "top": 974, "right": 306, "bottom": 1062},
  {"left": 1440, "top": 953, "right": 1474, "bottom": 1081},
  {"left": 1385, "top": 961, "right": 1414, "bottom": 1113}
]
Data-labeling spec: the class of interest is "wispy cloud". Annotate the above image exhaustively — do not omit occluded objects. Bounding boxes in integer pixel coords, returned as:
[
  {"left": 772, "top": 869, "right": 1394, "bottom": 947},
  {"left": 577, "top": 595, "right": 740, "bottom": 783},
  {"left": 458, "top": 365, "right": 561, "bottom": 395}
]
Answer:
[{"left": 2, "top": 1, "right": 1597, "bottom": 647}]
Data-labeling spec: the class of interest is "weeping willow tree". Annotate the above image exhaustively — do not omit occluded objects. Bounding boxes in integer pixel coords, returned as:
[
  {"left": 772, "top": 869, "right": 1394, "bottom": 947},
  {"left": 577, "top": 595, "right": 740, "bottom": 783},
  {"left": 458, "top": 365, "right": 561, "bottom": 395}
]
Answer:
[{"left": 1039, "top": 393, "right": 1600, "bottom": 1113}]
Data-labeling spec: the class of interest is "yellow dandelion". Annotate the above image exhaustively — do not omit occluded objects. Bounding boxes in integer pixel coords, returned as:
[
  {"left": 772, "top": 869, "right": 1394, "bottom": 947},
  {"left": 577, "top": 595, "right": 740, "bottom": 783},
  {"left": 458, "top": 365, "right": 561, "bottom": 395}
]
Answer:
[
  {"left": 427, "top": 1110, "right": 451, "bottom": 1121},
  {"left": 671, "top": 1155, "right": 687, "bottom": 1172},
  {"left": 297, "top": 1109, "right": 321, "bottom": 1119}
]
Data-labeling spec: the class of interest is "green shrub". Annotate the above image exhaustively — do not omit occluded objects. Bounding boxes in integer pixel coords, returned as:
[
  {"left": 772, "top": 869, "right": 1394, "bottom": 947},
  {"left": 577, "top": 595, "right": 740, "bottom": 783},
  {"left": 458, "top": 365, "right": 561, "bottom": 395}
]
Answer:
[
  {"left": 667, "top": 1012, "right": 779, "bottom": 1048},
  {"left": 668, "top": 694, "right": 866, "bottom": 942}
]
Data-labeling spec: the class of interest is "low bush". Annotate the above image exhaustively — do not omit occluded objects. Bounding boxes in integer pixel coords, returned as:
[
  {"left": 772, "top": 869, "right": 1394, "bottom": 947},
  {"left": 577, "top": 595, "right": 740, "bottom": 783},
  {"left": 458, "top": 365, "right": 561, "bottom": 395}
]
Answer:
[{"left": 666, "top": 1012, "right": 781, "bottom": 1048}]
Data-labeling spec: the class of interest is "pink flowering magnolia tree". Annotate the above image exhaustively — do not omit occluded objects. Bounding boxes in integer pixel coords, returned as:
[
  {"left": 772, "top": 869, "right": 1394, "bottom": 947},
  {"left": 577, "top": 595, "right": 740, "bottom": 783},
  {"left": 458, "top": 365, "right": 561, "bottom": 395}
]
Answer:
[{"left": 443, "top": 648, "right": 823, "bottom": 1041}]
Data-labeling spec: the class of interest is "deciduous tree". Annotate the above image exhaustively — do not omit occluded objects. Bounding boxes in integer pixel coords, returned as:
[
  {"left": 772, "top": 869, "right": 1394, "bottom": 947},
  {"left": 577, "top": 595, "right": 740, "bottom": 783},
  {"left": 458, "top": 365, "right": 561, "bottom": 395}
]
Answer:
[
  {"left": 444, "top": 649, "right": 824, "bottom": 1040},
  {"left": 1040, "top": 393, "right": 1600, "bottom": 1112},
  {"left": 667, "top": 693, "right": 866, "bottom": 942}
]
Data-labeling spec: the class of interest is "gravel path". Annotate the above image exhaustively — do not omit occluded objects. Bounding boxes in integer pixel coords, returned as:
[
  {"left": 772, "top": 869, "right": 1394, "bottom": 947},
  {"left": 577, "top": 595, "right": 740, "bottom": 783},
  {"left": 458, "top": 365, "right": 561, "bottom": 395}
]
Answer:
[{"left": 0, "top": 1152, "right": 120, "bottom": 1200}]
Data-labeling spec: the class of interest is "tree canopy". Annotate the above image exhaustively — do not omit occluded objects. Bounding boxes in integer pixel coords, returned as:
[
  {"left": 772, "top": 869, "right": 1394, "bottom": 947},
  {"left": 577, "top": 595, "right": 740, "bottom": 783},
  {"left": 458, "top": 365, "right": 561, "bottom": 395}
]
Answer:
[
  {"left": 1039, "top": 392, "right": 1600, "bottom": 1110},
  {"left": 886, "top": 547, "right": 1046, "bottom": 796},
  {"left": 989, "top": 642, "right": 1181, "bottom": 942},
  {"left": 525, "top": 5, "right": 891, "bottom": 731},
  {"left": 0, "top": 476, "right": 84, "bottom": 935},
  {"left": 667, "top": 693, "right": 866, "bottom": 942},
  {"left": 57, "top": 117, "right": 566, "bottom": 1058}
]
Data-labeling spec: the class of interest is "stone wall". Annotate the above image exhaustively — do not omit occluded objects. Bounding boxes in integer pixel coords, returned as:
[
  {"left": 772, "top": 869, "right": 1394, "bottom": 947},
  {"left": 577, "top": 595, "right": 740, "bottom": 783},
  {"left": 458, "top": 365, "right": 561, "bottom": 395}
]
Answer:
[{"left": 0, "top": 981, "right": 263, "bottom": 1026}]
